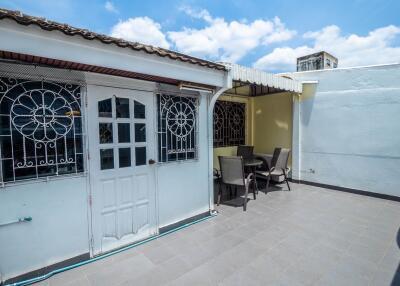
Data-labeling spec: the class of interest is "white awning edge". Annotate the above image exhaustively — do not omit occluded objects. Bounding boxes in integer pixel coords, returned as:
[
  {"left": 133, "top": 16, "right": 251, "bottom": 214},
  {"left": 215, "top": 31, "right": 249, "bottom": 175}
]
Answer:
[{"left": 223, "top": 63, "right": 303, "bottom": 93}]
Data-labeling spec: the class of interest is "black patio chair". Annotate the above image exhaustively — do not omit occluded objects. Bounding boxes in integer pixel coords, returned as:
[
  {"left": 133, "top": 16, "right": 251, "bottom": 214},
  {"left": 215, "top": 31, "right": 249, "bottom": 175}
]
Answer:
[
  {"left": 213, "top": 167, "right": 222, "bottom": 202},
  {"left": 256, "top": 148, "right": 291, "bottom": 192},
  {"left": 237, "top": 145, "right": 254, "bottom": 160},
  {"left": 218, "top": 156, "right": 255, "bottom": 211}
]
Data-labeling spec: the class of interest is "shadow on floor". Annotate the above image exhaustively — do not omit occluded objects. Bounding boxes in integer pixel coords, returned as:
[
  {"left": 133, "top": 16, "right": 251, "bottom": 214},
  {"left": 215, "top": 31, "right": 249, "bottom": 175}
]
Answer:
[
  {"left": 392, "top": 228, "right": 400, "bottom": 285},
  {"left": 213, "top": 179, "right": 288, "bottom": 208}
]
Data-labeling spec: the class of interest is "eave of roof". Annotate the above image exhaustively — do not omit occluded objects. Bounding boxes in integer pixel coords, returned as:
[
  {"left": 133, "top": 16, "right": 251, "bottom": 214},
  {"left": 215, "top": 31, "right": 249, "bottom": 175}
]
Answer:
[
  {"left": 0, "top": 8, "right": 226, "bottom": 71},
  {"left": 0, "top": 50, "right": 218, "bottom": 90},
  {"left": 223, "top": 63, "right": 303, "bottom": 93}
]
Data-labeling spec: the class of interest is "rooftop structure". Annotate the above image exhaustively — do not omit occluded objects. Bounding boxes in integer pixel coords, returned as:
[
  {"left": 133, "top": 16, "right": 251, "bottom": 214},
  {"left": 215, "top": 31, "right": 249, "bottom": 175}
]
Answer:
[{"left": 297, "top": 51, "right": 338, "bottom": 72}]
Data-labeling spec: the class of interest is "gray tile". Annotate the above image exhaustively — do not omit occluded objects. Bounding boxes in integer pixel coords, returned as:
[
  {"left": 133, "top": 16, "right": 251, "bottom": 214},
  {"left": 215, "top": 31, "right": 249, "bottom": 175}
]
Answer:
[
  {"left": 199, "top": 232, "right": 244, "bottom": 257},
  {"left": 330, "top": 254, "right": 378, "bottom": 282},
  {"left": 379, "top": 250, "right": 400, "bottom": 274},
  {"left": 79, "top": 255, "right": 115, "bottom": 276},
  {"left": 58, "top": 277, "right": 90, "bottom": 286},
  {"left": 348, "top": 240, "right": 387, "bottom": 265},
  {"left": 316, "top": 271, "right": 370, "bottom": 286},
  {"left": 369, "top": 269, "right": 400, "bottom": 286},
  {"left": 31, "top": 279, "right": 49, "bottom": 286},
  {"left": 168, "top": 257, "right": 234, "bottom": 286},
  {"left": 217, "top": 240, "right": 265, "bottom": 267},
  {"left": 31, "top": 183, "right": 400, "bottom": 286},
  {"left": 177, "top": 242, "right": 216, "bottom": 268},
  {"left": 243, "top": 256, "right": 286, "bottom": 285},
  {"left": 127, "top": 256, "right": 191, "bottom": 286},
  {"left": 85, "top": 253, "right": 155, "bottom": 286},
  {"left": 270, "top": 273, "right": 308, "bottom": 286},
  {"left": 111, "top": 248, "right": 141, "bottom": 263},
  {"left": 48, "top": 266, "right": 86, "bottom": 286},
  {"left": 139, "top": 244, "right": 176, "bottom": 265},
  {"left": 219, "top": 271, "right": 262, "bottom": 286}
]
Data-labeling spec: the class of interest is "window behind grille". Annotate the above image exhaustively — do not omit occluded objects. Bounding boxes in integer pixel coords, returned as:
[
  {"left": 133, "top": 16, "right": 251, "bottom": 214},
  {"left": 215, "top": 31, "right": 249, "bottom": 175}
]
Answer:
[
  {"left": 0, "top": 77, "right": 85, "bottom": 183},
  {"left": 157, "top": 93, "right": 198, "bottom": 163},
  {"left": 213, "top": 100, "right": 245, "bottom": 148}
]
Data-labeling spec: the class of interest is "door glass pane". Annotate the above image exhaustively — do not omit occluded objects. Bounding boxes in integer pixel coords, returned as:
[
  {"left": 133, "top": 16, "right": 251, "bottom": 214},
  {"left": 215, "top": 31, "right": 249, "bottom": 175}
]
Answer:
[
  {"left": 99, "top": 123, "right": 113, "bottom": 144},
  {"left": 116, "top": 97, "right": 130, "bottom": 118},
  {"left": 119, "top": 148, "right": 131, "bottom": 168},
  {"left": 135, "top": 147, "right": 146, "bottom": 166},
  {"left": 118, "top": 123, "right": 130, "bottom": 143},
  {"left": 134, "top": 123, "right": 146, "bottom": 142},
  {"left": 134, "top": 100, "right": 145, "bottom": 119},
  {"left": 98, "top": 99, "right": 112, "bottom": 117},
  {"left": 100, "top": 149, "right": 114, "bottom": 170}
]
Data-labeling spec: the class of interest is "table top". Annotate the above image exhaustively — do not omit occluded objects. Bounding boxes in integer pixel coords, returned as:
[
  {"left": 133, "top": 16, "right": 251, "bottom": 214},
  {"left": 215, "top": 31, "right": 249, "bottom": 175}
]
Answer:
[{"left": 243, "top": 158, "right": 263, "bottom": 167}]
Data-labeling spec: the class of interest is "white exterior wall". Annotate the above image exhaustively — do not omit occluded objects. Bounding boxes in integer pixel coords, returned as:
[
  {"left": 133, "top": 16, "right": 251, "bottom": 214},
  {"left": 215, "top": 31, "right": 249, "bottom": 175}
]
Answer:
[
  {"left": 290, "top": 64, "right": 400, "bottom": 196},
  {"left": 0, "top": 17, "right": 228, "bottom": 282},
  {"left": 0, "top": 49, "right": 226, "bottom": 280},
  {"left": 157, "top": 91, "right": 210, "bottom": 227},
  {"left": 0, "top": 177, "right": 89, "bottom": 281}
]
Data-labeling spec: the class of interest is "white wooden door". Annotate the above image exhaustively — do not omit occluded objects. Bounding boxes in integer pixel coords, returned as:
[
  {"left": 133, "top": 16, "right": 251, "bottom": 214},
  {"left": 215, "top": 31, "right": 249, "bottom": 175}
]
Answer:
[{"left": 88, "top": 85, "right": 157, "bottom": 255}]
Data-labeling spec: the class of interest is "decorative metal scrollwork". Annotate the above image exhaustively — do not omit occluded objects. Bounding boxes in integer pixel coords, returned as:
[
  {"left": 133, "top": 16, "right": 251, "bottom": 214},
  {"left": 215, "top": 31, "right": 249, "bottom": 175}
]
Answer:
[
  {"left": 166, "top": 100, "right": 195, "bottom": 139},
  {"left": 157, "top": 94, "right": 198, "bottom": 162},
  {"left": 0, "top": 77, "right": 84, "bottom": 183},
  {"left": 11, "top": 90, "right": 75, "bottom": 142},
  {"left": 213, "top": 100, "right": 245, "bottom": 148}
]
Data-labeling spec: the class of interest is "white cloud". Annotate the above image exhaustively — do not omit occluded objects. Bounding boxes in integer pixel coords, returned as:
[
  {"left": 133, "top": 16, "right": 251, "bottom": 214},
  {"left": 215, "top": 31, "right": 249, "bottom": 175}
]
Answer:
[
  {"left": 104, "top": 1, "right": 118, "bottom": 14},
  {"left": 254, "top": 46, "right": 315, "bottom": 71},
  {"left": 263, "top": 17, "right": 297, "bottom": 44},
  {"left": 168, "top": 8, "right": 295, "bottom": 62},
  {"left": 254, "top": 25, "right": 400, "bottom": 71},
  {"left": 179, "top": 5, "right": 213, "bottom": 23},
  {"left": 110, "top": 17, "right": 170, "bottom": 49}
]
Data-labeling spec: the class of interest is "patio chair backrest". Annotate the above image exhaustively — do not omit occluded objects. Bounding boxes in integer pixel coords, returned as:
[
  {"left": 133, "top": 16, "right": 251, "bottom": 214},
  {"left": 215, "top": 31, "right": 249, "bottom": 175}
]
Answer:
[
  {"left": 237, "top": 145, "right": 254, "bottom": 160},
  {"left": 254, "top": 153, "right": 272, "bottom": 171},
  {"left": 275, "top": 148, "right": 290, "bottom": 171},
  {"left": 270, "top": 147, "right": 282, "bottom": 169},
  {"left": 218, "top": 156, "right": 245, "bottom": 186}
]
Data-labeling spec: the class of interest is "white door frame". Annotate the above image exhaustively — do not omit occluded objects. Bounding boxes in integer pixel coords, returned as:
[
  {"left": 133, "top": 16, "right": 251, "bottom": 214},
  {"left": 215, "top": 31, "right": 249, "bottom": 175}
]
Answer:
[{"left": 86, "top": 80, "right": 158, "bottom": 256}]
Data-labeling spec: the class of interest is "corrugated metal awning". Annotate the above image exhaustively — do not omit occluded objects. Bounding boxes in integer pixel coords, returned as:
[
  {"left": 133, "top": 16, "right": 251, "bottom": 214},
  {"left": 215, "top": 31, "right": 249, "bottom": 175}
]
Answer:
[{"left": 223, "top": 63, "right": 302, "bottom": 93}]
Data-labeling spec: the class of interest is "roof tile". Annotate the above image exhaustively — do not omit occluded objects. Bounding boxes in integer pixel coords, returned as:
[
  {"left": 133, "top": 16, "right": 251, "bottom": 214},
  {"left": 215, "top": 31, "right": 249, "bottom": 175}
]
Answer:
[{"left": 0, "top": 8, "right": 226, "bottom": 71}]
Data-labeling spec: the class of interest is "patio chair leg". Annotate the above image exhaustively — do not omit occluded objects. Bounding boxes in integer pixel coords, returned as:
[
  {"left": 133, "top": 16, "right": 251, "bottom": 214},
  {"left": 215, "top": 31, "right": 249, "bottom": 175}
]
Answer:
[
  {"left": 217, "top": 181, "right": 222, "bottom": 206},
  {"left": 283, "top": 171, "right": 290, "bottom": 191},
  {"left": 243, "top": 185, "right": 249, "bottom": 211},
  {"left": 266, "top": 176, "right": 270, "bottom": 193},
  {"left": 253, "top": 181, "right": 256, "bottom": 200}
]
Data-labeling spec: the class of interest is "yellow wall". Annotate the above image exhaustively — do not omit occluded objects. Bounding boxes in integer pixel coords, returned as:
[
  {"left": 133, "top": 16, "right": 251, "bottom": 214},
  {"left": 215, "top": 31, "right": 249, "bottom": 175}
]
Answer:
[
  {"left": 213, "top": 92, "right": 293, "bottom": 169},
  {"left": 252, "top": 92, "right": 293, "bottom": 164},
  {"left": 213, "top": 94, "right": 252, "bottom": 169}
]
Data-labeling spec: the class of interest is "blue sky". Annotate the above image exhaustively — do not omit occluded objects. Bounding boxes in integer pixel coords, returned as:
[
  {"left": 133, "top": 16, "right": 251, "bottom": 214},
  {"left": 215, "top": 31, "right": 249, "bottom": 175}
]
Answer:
[{"left": 1, "top": 0, "right": 400, "bottom": 72}]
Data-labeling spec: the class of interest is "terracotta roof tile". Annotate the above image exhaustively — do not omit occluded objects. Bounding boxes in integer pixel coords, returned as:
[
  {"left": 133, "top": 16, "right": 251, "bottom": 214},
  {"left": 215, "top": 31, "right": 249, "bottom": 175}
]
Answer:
[{"left": 0, "top": 8, "right": 226, "bottom": 71}]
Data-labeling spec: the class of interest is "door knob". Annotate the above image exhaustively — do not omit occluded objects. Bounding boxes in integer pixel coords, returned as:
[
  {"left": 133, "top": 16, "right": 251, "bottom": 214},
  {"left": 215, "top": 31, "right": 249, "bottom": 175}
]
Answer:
[{"left": 148, "top": 159, "right": 156, "bottom": 165}]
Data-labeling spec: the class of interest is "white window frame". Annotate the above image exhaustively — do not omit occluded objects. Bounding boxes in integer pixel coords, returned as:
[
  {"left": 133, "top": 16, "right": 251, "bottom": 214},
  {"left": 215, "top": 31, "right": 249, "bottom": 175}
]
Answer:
[
  {"left": 156, "top": 93, "right": 199, "bottom": 164},
  {"left": 0, "top": 74, "right": 88, "bottom": 187}
]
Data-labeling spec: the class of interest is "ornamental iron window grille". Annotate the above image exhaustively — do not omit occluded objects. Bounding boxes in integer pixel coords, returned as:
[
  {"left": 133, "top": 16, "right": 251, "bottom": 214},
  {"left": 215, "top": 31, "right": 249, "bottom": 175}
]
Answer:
[
  {"left": 157, "top": 94, "right": 198, "bottom": 163},
  {"left": 0, "top": 77, "right": 84, "bottom": 183},
  {"left": 213, "top": 100, "right": 245, "bottom": 148}
]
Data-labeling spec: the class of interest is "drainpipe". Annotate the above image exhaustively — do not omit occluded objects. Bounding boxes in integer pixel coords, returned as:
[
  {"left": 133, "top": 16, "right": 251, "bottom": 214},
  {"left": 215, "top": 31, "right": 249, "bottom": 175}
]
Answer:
[{"left": 207, "top": 71, "right": 232, "bottom": 214}]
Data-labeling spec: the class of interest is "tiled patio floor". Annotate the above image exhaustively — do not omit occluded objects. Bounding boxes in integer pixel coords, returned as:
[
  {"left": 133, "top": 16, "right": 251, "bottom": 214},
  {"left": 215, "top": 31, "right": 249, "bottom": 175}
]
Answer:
[{"left": 34, "top": 183, "right": 400, "bottom": 286}]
